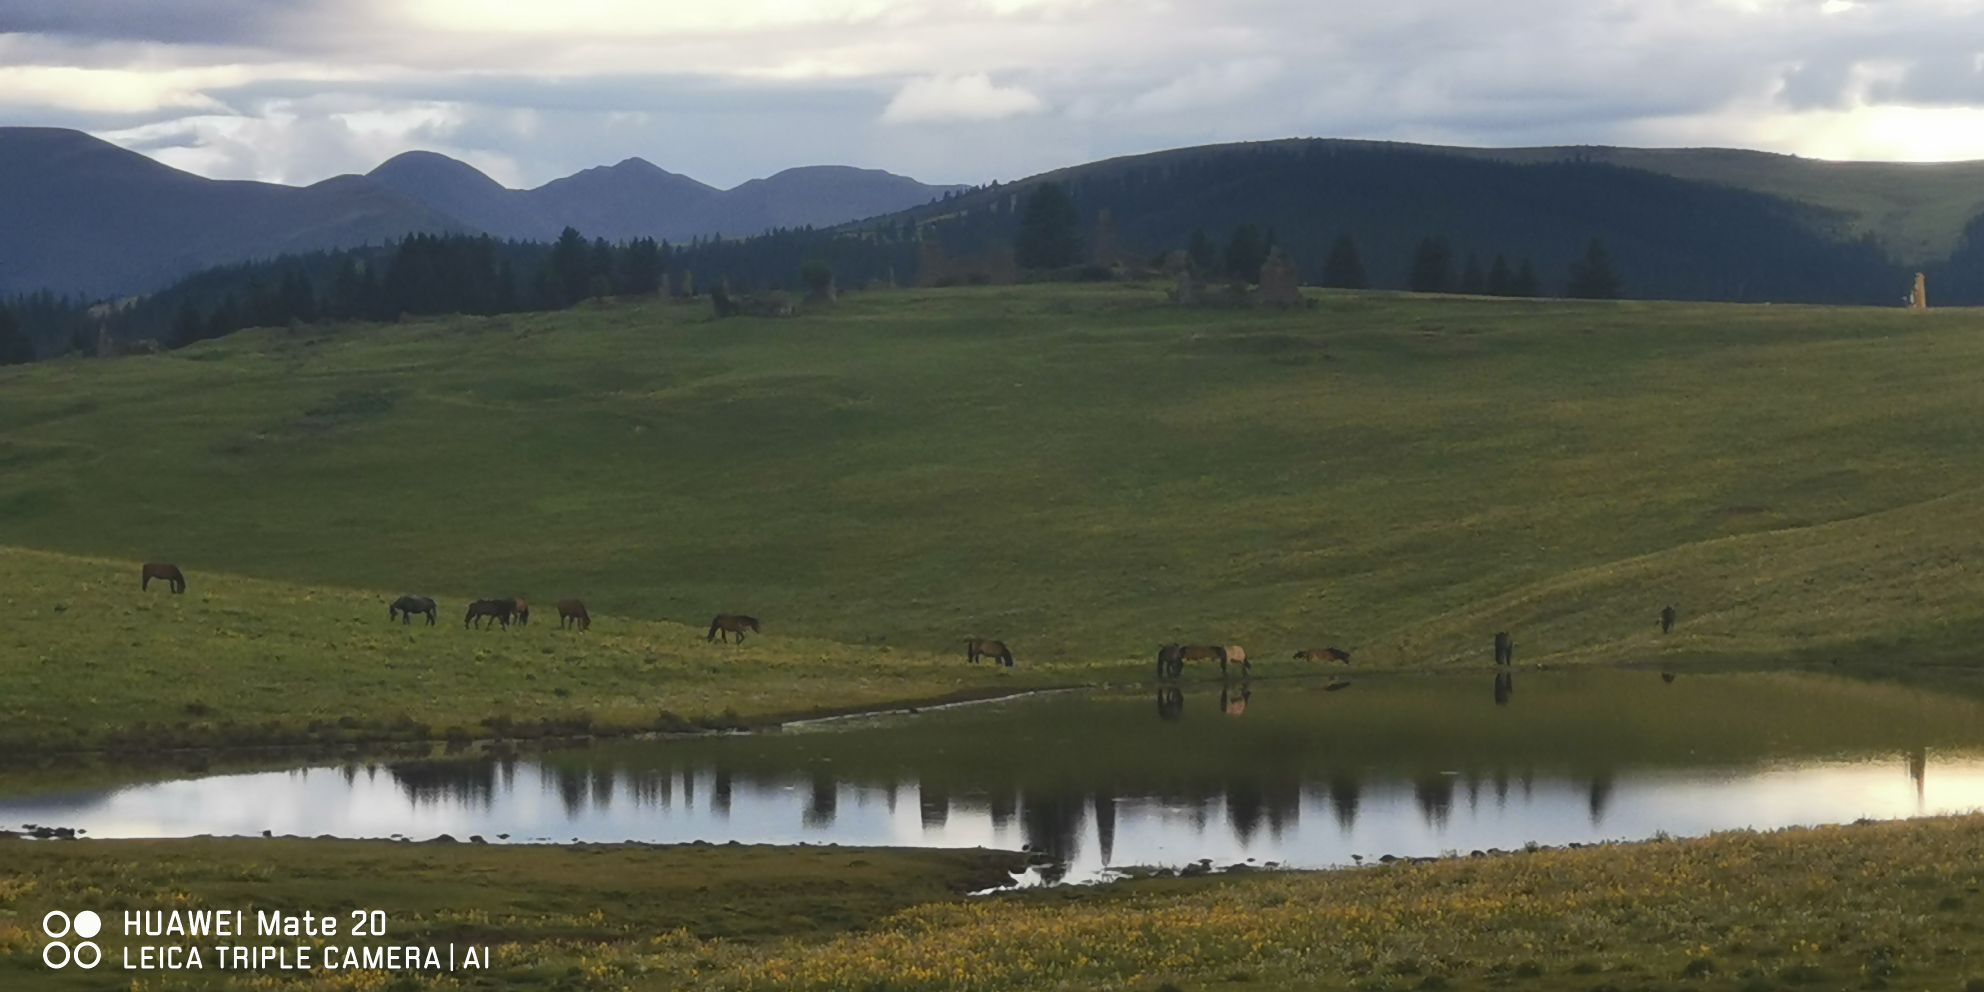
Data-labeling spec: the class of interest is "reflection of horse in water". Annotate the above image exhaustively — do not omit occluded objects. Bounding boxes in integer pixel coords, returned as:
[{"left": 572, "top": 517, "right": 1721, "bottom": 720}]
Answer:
[
  {"left": 1493, "top": 670, "right": 1513, "bottom": 706},
  {"left": 965, "top": 638, "right": 1014, "bottom": 667},
  {"left": 706, "top": 614, "right": 761, "bottom": 643},
  {"left": 1660, "top": 605, "right": 1677, "bottom": 634},
  {"left": 1220, "top": 684, "right": 1251, "bottom": 717},
  {"left": 1156, "top": 686, "right": 1185, "bottom": 721},
  {"left": 390, "top": 595, "right": 437, "bottom": 625},
  {"left": 1294, "top": 647, "right": 1351, "bottom": 664},
  {"left": 141, "top": 562, "right": 187, "bottom": 594}
]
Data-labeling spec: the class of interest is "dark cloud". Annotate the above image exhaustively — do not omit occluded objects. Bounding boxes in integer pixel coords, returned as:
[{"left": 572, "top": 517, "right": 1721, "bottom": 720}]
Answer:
[{"left": 0, "top": 0, "right": 328, "bottom": 46}]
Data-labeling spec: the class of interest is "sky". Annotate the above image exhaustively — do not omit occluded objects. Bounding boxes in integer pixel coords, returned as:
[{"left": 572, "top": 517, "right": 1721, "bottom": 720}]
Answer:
[{"left": 3, "top": 0, "right": 1984, "bottom": 190}]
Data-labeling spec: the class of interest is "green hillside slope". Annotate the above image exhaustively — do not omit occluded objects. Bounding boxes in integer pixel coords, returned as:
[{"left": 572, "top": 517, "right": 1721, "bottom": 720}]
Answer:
[{"left": 3, "top": 285, "right": 1982, "bottom": 670}]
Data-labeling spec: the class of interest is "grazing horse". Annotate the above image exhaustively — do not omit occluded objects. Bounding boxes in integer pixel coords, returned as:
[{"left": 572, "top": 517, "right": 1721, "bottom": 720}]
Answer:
[
  {"left": 556, "top": 599, "right": 590, "bottom": 631},
  {"left": 1178, "top": 644, "right": 1226, "bottom": 671},
  {"left": 1294, "top": 647, "right": 1352, "bottom": 664},
  {"left": 390, "top": 595, "right": 437, "bottom": 625},
  {"left": 511, "top": 597, "right": 530, "bottom": 626},
  {"left": 1661, "top": 672, "right": 1677, "bottom": 684},
  {"left": 141, "top": 562, "right": 186, "bottom": 594},
  {"left": 965, "top": 638, "right": 1014, "bottom": 667},
  {"left": 1157, "top": 643, "right": 1184, "bottom": 679},
  {"left": 1493, "top": 631, "right": 1514, "bottom": 667},
  {"left": 1222, "top": 644, "right": 1250, "bottom": 677},
  {"left": 707, "top": 614, "right": 761, "bottom": 643},
  {"left": 1660, "top": 605, "right": 1677, "bottom": 634},
  {"left": 465, "top": 598, "right": 515, "bottom": 629}
]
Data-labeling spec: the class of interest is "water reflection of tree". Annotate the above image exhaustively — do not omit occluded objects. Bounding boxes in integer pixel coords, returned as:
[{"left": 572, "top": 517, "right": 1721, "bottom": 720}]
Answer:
[
  {"left": 712, "top": 768, "right": 732, "bottom": 817},
  {"left": 387, "top": 759, "right": 498, "bottom": 809},
  {"left": 1092, "top": 793, "right": 1117, "bottom": 865},
  {"left": 920, "top": 784, "right": 949, "bottom": 828},
  {"left": 1413, "top": 774, "right": 1455, "bottom": 828},
  {"left": 1587, "top": 772, "right": 1614, "bottom": 824},
  {"left": 805, "top": 771, "right": 837, "bottom": 828},
  {"left": 1329, "top": 773, "right": 1362, "bottom": 830}
]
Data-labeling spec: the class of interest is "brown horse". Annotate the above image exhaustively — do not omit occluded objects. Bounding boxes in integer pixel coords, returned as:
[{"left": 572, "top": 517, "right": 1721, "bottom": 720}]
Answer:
[
  {"left": 465, "top": 598, "right": 515, "bottom": 629},
  {"left": 966, "top": 638, "right": 1014, "bottom": 667},
  {"left": 390, "top": 595, "right": 437, "bottom": 625},
  {"left": 1294, "top": 647, "right": 1352, "bottom": 664},
  {"left": 1176, "top": 644, "right": 1227, "bottom": 676},
  {"left": 512, "top": 597, "right": 530, "bottom": 626},
  {"left": 141, "top": 562, "right": 186, "bottom": 594},
  {"left": 557, "top": 599, "right": 590, "bottom": 631},
  {"left": 707, "top": 614, "right": 761, "bottom": 643}
]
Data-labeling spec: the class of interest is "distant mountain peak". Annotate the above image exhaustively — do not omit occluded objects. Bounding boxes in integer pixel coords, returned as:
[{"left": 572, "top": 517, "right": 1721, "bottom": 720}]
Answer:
[{"left": 368, "top": 151, "right": 504, "bottom": 192}]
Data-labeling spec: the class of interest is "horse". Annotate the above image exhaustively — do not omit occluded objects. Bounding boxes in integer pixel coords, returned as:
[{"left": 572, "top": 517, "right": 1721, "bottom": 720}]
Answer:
[
  {"left": 1493, "top": 631, "right": 1513, "bottom": 666},
  {"left": 707, "top": 614, "right": 761, "bottom": 643},
  {"left": 1222, "top": 644, "right": 1249, "bottom": 677},
  {"left": 1157, "top": 643, "right": 1184, "bottom": 679},
  {"left": 556, "top": 599, "right": 591, "bottom": 631},
  {"left": 1294, "top": 647, "right": 1352, "bottom": 664},
  {"left": 465, "top": 598, "right": 515, "bottom": 629},
  {"left": 1661, "top": 672, "right": 1677, "bottom": 684},
  {"left": 141, "top": 562, "right": 186, "bottom": 594},
  {"left": 1177, "top": 645, "right": 1226, "bottom": 677},
  {"left": 965, "top": 638, "right": 1014, "bottom": 667},
  {"left": 512, "top": 597, "right": 530, "bottom": 626},
  {"left": 1660, "top": 605, "right": 1676, "bottom": 634},
  {"left": 390, "top": 595, "right": 437, "bottom": 625}
]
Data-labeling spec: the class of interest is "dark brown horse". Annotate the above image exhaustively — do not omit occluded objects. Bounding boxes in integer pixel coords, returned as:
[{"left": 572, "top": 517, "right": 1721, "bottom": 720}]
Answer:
[
  {"left": 141, "top": 562, "right": 186, "bottom": 594},
  {"left": 1660, "top": 605, "right": 1677, "bottom": 634},
  {"left": 1157, "top": 643, "right": 1184, "bottom": 679},
  {"left": 707, "top": 614, "right": 761, "bottom": 643},
  {"left": 465, "top": 598, "right": 516, "bottom": 629},
  {"left": 1294, "top": 647, "right": 1352, "bottom": 664},
  {"left": 390, "top": 595, "right": 437, "bottom": 625},
  {"left": 557, "top": 599, "right": 591, "bottom": 631},
  {"left": 1493, "top": 631, "right": 1513, "bottom": 666},
  {"left": 1176, "top": 644, "right": 1227, "bottom": 676},
  {"left": 965, "top": 638, "right": 1014, "bottom": 667}
]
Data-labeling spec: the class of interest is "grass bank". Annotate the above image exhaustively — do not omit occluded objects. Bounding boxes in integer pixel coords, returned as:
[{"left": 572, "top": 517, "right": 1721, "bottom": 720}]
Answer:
[{"left": 5, "top": 815, "right": 1984, "bottom": 990}]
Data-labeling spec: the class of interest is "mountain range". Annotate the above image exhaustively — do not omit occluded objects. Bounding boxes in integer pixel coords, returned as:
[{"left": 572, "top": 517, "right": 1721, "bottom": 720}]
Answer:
[{"left": 0, "top": 127, "right": 965, "bottom": 299}]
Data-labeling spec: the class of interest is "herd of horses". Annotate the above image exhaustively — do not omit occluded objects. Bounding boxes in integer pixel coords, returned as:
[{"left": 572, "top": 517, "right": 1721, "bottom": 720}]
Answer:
[{"left": 139, "top": 562, "right": 1683, "bottom": 674}]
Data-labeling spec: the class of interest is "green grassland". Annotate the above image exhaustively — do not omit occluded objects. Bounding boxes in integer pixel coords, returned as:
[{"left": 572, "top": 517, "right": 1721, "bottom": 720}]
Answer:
[
  {"left": 0, "top": 546, "right": 1114, "bottom": 753},
  {"left": 5, "top": 284, "right": 1984, "bottom": 750},
  {"left": 5, "top": 815, "right": 1984, "bottom": 991}
]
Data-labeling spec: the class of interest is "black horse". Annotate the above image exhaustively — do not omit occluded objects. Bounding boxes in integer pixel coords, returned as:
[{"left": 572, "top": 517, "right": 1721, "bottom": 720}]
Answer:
[
  {"left": 465, "top": 598, "right": 516, "bottom": 629},
  {"left": 1660, "top": 605, "right": 1677, "bottom": 634},
  {"left": 141, "top": 562, "right": 187, "bottom": 594},
  {"left": 1156, "top": 643, "right": 1183, "bottom": 679},
  {"left": 390, "top": 595, "right": 437, "bottom": 625},
  {"left": 1493, "top": 631, "right": 1514, "bottom": 666}
]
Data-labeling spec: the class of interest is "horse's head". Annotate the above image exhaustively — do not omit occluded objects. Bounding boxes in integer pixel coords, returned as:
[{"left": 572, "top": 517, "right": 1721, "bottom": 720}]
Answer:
[{"left": 745, "top": 616, "right": 762, "bottom": 632}]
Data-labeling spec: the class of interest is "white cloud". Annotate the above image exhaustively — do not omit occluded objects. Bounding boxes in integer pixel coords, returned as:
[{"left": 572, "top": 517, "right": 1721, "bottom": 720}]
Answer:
[
  {"left": 881, "top": 73, "right": 1046, "bottom": 123},
  {"left": 1125, "top": 58, "right": 1281, "bottom": 116}
]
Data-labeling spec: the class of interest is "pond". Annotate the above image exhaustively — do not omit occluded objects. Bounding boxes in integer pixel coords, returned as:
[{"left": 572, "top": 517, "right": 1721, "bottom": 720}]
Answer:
[{"left": 7, "top": 671, "right": 1984, "bottom": 884}]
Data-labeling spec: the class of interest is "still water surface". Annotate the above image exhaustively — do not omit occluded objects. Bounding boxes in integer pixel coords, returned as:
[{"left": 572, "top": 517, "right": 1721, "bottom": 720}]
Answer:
[{"left": 8, "top": 672, "right": 1984, "bottom": 883}]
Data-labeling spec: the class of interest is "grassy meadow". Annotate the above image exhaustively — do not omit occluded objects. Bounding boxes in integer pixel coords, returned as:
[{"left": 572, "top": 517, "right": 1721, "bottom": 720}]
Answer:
[
  {"left": 4, "top": 283, "right": 1984, "bottom": 748},
  {"left": 6, "top": 815, "right": 1984, "bottom": 991}
]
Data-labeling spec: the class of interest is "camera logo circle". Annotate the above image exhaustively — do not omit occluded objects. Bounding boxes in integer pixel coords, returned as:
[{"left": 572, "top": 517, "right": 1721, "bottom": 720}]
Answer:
[{"left": 40, "top": 910, "right": 103, "bottom": 970}]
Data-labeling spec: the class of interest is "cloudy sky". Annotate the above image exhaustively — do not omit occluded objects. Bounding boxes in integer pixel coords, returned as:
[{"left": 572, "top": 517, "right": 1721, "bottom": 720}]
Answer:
[{"left": 4, "top": 0, "right": 1983, "bottom": 189}]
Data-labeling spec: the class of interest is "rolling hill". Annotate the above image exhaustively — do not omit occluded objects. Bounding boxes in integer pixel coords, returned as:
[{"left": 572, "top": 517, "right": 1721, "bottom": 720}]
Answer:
[{"left": 3, "top": 284, "right": 1983, "bottom": 669}]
